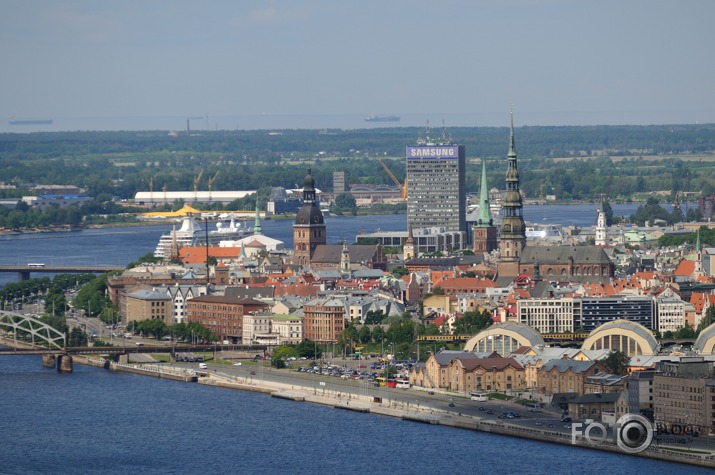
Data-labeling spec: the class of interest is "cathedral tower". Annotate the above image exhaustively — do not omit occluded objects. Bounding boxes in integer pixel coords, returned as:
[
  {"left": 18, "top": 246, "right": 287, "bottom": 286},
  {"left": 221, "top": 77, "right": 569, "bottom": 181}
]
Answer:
[{"left": 293, "top": 168, "right": 326, "bottom": 267}]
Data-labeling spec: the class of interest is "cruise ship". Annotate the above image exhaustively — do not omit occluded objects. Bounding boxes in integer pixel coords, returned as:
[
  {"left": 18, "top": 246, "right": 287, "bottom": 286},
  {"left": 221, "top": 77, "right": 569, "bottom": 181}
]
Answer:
[
  {"left": 153, "top": 215, "right": 252, "bottom": 259},
  {"left": 525, "top": 223, "right": 566, "bottom": 242}
]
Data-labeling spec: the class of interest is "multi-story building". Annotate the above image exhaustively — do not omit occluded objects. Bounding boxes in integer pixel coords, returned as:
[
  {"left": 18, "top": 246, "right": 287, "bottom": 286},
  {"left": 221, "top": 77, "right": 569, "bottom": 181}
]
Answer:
[
  {"left": 166, "top": 284, "right": 207, "bottom": 324},
  {"left": 302, "top": 297, "right": 346, "bottom": 343},
  {"left": 655, "top": 296, "right": 687, "bottom": 334},
  {"left": 518, "top": 297, "right": 580, "bottom": 333},
  {"left": 653, "top": 357, "right": 715, "bottom": 435},
  {"left": 536, "top": 360, "right": 608, "bottom": 395},
  {"left": 580, "top": 296, "right": 655, "bottom": 331},
  {"left": 242, "top": 313, "right": 274, "bottom": 345},
  {"left": 186, "top": 296, "right": 269, "bottom": 343},
  {"left": 628, "top": 369, "right": 656, "bottom": 421},
  {"left": 270, "top": 314, "right": 303, "bottom": 345},
  {"left": 333, "top": 171, "right": 346, "bottom": 195},
  {"left": 447, "top": 356, "right": 526, "bottom": 394},
  {"left": 125, "top": 288, "right": 173, "bottom": 325},
  {"left": 406, "top": 139, "right": 466, "bottom": 238}
]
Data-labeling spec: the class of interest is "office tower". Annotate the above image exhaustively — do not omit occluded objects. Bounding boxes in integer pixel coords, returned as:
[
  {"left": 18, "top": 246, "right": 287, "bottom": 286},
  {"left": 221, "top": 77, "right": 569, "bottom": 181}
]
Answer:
[{"left": 406, "top": 136, "right": 466, "bottom": 236}]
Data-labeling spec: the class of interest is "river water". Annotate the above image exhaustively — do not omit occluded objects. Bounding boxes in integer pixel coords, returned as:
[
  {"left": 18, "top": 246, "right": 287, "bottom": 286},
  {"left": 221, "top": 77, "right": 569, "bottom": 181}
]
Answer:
[{"left": 0, "top": 354, "right": 709, "bottom": 474}]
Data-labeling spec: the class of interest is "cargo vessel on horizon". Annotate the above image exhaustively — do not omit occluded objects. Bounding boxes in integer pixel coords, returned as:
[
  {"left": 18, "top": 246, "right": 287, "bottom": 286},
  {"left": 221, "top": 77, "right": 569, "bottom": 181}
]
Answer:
[
  {"left": 365, "top": 114, "right": 400, "bottom": 122},
  {"left": 9, "top": 118, "right": 53, "bottom": 125}
]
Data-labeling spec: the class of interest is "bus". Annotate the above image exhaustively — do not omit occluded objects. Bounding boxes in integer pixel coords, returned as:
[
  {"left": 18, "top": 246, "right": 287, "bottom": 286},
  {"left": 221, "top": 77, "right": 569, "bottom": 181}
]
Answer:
[{"left": 470, "top": 392, "right": 488, "bottom": 401}]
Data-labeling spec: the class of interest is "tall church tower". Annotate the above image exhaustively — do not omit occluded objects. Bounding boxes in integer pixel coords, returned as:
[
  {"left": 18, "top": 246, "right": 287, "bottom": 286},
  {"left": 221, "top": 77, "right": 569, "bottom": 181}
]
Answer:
[
  {"left": 473, "top": 158, "right": 498, "bottom": 254},
  {"left": 293, "top": 168, "right": 326, "bottom": 267},
  {"left": 595, "top": 204, "right": 608, "bottom": 246},
  {"left": 498, "top": 112, "right": 526, "bottom": 265}
]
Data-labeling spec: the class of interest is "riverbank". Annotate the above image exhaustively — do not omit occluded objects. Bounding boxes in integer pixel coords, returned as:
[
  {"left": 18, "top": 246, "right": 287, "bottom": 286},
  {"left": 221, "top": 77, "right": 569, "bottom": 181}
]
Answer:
[{"left": 83, "top": 356, "right": 713, "bottom": 469}]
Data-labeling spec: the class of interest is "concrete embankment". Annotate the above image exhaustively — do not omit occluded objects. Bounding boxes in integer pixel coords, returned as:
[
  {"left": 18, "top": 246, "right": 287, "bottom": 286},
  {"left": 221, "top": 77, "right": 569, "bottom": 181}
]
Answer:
[
  {"left": 60, "top": 359, "right": 715, "bottom": 469},
  {"left": 194, "top": 373, "right": 714, "bottom": 469}
]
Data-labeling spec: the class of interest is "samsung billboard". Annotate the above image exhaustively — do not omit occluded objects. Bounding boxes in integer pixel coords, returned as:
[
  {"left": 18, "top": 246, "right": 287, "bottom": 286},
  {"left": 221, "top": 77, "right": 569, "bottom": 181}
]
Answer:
[{"left": 406, "top": 145, "right": 460, "bottom": 160}]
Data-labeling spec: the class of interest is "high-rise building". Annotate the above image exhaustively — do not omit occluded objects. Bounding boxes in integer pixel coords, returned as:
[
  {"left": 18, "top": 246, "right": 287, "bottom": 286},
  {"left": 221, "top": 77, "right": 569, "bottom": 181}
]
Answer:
[
  {"left": 333, "top": 171, "right": 346, "bottom": 194},
  {"left": 473, "top": 158, "right": 498, "bottom": 254},
  {"left": 406, "top": 135, "right": 466, "bottom": 237},
  {"left": 499, "top": 113, "right": 526, "bottom": 264},
  {"left": 293, "top": 168, "right": 326, "bottom": 266}
]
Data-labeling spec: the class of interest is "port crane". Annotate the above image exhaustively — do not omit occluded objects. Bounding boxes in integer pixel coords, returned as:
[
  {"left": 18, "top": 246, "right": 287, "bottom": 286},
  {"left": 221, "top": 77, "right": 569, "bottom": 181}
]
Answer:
[
  {"left": 207, "top": 171, "right": 220, "bottom": 203},
  {"left": 193, "top": 169, "right": 204, "bottom": 202},
  {"left": 379, "top": 159, "right": 407, "bottom": 201}
]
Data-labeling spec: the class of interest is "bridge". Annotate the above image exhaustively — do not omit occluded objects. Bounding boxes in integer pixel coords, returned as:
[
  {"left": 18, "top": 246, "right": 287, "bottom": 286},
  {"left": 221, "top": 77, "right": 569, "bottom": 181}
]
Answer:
[
  {"left": 0, "top": 310, "right": 266, "bottom": 372},
  {"left": 0, "top": 264, "right": 124, "bottom": 281}
]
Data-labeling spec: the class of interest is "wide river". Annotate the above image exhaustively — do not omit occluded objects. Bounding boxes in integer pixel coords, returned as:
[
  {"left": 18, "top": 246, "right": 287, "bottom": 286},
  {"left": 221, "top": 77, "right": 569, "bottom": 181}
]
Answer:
[{"left": 0, "top": 354, "right": 709, "bottom": 474}]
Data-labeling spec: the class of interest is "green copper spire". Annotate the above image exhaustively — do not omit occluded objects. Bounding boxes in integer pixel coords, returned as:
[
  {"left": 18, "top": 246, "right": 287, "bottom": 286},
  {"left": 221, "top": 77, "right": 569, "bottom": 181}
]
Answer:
[
  {"left": 508, "top": 110, "right": 517, "bottom": 159},
  {"left": 696, "top": 227, "right": 701, "bottom": 253},
  {"left": 477, "top": 158, "right": 493, "bottom": 226},
  {"left": 254, "top": 202, "right": 262, "bottom": 235}
]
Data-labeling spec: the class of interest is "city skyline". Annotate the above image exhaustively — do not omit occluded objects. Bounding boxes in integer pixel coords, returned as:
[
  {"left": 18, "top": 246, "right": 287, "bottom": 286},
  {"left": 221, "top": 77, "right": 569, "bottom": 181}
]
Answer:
[{"left": 2, "top": 1, "right": 715, "bottom": 131}]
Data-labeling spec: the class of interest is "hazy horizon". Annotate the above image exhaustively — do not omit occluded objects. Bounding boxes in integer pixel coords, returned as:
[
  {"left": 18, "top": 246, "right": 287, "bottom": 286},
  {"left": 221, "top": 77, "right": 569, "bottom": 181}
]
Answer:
[{"left": 2, "top": 1, "right": 714, "bottom": 132}]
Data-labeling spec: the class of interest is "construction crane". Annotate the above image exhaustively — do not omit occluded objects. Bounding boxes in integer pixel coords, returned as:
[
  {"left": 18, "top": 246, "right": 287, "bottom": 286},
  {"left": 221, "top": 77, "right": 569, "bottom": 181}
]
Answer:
[
  {"left": 207, "top": 171, "right": 220, "bottom": 203},
  {"left": 193, "top": 169, "right": 204, "bottom": 201},
  {"left": 379, "top": 159, "right": 407, "bottom": 200}
]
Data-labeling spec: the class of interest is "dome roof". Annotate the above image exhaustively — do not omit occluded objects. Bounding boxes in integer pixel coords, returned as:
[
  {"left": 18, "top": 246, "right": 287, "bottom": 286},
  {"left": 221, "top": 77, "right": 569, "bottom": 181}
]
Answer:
[
  {"left": 295, "top": 203, "right": 324, "bottom": 226},
  {"left": 694, "top": 322, "right": 715, "bottom": 354}
]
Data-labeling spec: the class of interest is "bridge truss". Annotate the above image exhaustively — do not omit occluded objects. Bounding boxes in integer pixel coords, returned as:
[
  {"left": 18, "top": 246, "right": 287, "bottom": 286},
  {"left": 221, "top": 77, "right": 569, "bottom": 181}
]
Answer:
[{"left": 0, "top": 311, "right": 65, "bottom": 350}]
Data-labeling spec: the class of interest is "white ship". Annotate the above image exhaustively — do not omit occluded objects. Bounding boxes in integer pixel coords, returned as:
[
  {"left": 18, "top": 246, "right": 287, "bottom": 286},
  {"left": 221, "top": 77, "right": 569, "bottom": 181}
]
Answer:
[{"left": 154, "top": 215, "right": 252, "bottom": 259}]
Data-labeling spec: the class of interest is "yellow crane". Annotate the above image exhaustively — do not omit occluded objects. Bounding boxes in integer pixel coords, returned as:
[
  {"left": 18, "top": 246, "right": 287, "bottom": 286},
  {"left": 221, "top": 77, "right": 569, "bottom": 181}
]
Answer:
[
  {"left": 379, "top": 159, "right": 407, "bottom": 200},
  {"left": 207, "top": 171, "right": 220, "bottom": 203},
  {"left": 193, "top": 169, "right": 204, "bottom": 201}
]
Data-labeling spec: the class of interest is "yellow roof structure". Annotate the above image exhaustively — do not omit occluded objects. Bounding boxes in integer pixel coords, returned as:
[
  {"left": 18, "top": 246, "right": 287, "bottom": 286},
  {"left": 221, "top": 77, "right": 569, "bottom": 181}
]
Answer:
[{"left": 142, "top": 205, "right": 203, "bottom": 218}]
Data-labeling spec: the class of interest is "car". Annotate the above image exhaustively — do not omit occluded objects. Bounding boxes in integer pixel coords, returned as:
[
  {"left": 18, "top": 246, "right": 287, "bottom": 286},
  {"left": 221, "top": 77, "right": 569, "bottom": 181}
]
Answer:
[
  {"left": 250, "top": 371, "right": 256, "bottom": 375},
  {"left": 448, "top": 403, "right": 455, "bottom": 407},
  {"left": 535, "top": 421, "right": 543, "bottom": 426},
  {"left": 560, "top": 417, "right": 572, "bottom": 423},
  {"left": 547, "top": 423, "right": 555, "bottom": 428},
  {"left": 487, "top": 410, "right": 494, "bottom": 415},
  {"left": 427, "top": 391, "right": 435, "bottom": 395},
  {"left": 198, "top": 363, "right": 208, "bottom": 369},
  {"left": 478, "top": 406, "right": 485, "bottom": 412},
  {"left": 233, "top": 362, "right": 242, "bottom": 366}
]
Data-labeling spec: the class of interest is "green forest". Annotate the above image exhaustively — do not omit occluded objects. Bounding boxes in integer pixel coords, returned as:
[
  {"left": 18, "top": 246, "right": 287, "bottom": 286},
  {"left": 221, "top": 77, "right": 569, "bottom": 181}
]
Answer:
[{"left": 0, "top": 124, "right": 714, "bottom": 229}]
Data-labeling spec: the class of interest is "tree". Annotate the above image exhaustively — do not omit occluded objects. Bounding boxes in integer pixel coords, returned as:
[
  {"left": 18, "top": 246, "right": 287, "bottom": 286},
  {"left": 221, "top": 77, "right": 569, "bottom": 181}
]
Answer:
[
  {"left": 358, "top": 325, "right": 372, "bottom": 344},
  {"left": 364, "top": 310, "right": 386, "bottom": 325},
  {"left": 271, "top": 345, "right": 298, "bottom": 368},
  {"left": 602, "top": 350, "right": 630, "bottom": 376},
  {"left": 334, "top": 193, "right": 357, "bottom": 211},
  {"left": 697, "top": 306, "right": 715, "bottom": 334},
  {"left": 452, "top": 310, "right": 492, "bottom": 335},
  {"left": 296, "top": 339, "right": 322, "bottom": 360}
]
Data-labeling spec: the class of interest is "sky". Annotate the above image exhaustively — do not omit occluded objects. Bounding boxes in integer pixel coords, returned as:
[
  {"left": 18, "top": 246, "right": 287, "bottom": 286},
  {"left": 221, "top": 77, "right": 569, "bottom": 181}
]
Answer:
[{"left": 2, "top": 0, "right": 715, "bottom": 130}]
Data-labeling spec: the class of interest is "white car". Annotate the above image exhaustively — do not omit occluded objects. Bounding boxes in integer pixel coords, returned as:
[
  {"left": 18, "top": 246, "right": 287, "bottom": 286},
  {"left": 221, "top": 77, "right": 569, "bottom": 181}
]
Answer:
[
  {"left": 198, "top": 363, "right": 208, "bottom": 369},
  {"left": 233, "top": 362, "right": 242, "bottom": 366}
]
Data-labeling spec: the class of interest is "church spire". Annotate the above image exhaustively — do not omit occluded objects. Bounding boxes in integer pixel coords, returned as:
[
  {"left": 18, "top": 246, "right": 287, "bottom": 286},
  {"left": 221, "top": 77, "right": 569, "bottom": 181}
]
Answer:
[
  {"left": 477, "top": 158, "right": 493, "bottom": 226},
  {"left": 254, "top": 201, "right": 262, "bottom": 235},
  {"left": 508, "top": 109, "right": 517, "bottom": 159}
]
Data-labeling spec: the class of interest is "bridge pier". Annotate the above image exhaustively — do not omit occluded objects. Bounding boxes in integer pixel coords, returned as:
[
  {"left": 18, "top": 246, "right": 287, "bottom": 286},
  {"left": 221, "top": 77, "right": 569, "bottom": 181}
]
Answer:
[
  {"left": 18, "top": 271, "right": 30, "bottom": 281},
  {"left": 57, "top": 354, "right": 73, "bottom": 373},
  {"left": 42, "top": 353, "right": 56, "bottom": 368}
]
